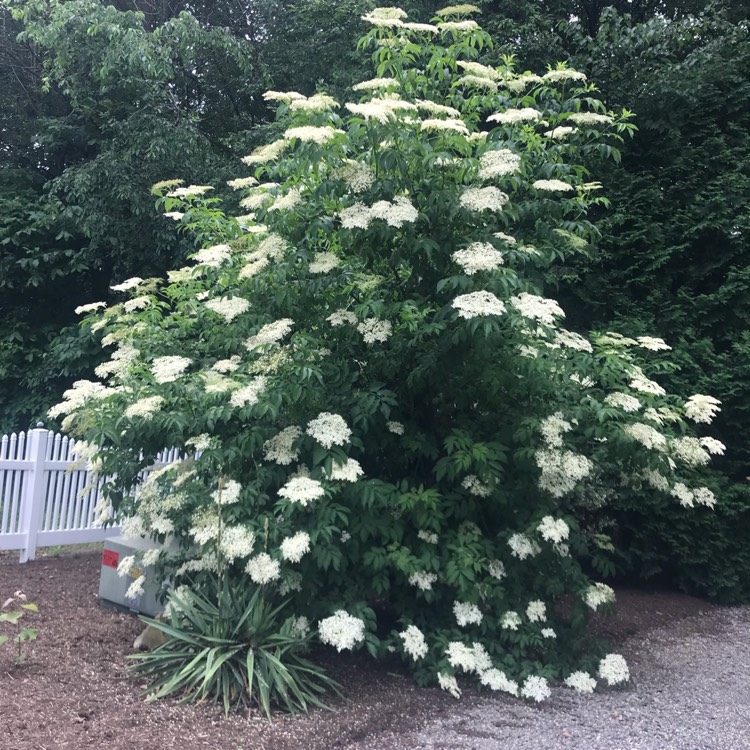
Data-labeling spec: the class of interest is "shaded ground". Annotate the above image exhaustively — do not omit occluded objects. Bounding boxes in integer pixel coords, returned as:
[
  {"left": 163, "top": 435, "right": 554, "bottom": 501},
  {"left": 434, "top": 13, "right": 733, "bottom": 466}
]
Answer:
[{"left": 0, "top": 549, "right": 745, "bottom": 750}]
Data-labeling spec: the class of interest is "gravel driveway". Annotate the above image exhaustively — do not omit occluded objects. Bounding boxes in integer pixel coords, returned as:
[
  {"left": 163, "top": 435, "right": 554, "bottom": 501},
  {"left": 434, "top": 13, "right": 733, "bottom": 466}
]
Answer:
[{"left": 352, "top": 605, "right": 750, "bottom": 750}]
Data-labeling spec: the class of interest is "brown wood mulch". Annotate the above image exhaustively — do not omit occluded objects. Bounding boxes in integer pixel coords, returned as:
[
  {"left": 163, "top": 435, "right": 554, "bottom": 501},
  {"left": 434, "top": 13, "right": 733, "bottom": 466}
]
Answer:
[{"left": 0, "top": 549, "right": 717, "bottom": 750}]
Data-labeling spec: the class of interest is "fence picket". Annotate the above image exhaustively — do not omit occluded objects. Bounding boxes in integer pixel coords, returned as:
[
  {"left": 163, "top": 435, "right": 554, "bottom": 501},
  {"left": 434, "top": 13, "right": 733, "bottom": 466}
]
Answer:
[{"left": 0, "top": 426, "right": 172, "bottom": 560}]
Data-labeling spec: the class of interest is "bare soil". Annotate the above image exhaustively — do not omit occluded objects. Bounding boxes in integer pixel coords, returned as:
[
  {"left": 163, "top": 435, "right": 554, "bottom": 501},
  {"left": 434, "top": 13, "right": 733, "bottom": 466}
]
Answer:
[{"left": 0, "top": 549, "right": 721, "bottom": 750}]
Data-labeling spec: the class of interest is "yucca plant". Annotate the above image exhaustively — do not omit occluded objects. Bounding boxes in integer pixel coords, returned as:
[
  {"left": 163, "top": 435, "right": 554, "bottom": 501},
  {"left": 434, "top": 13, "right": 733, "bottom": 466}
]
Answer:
[{"left": 129, "top": 579, "right": 339, "bottom": 717}]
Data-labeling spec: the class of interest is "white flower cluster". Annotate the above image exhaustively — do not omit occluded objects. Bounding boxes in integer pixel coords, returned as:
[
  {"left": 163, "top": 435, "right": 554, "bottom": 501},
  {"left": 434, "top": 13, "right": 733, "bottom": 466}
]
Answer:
[
  {"left": 458, "top": 74, "right": 497, "bottom": 92},
  {"left": 536, "top": 449, "right": 593, "bottom": 497},
  {"left": 500, "top": 610, "right": 522, "bottom": 631},
  {"left": 75, "top": 301, "right": 106, "bottom": 315},
  {"left": 242, "top": 139, "right": 287, "bottom": 165},
  {"left": 554, "top": 329, "right": 593, "bottom": 352},
  {"left": 504, "top": 73, "right": 543, "bottom": 92},
  {"left": 481, "top": 667, "right": 520, "bottom": 696},
  {"left": 439, "top": 19, "right": 480, "bottom": 32},
  {"left": 339, "top": 196, "right": 418, "bottom": 229},
  {"left": 284, "top": 125, "right": 343, "bottom": 144},
  {"left": 292, "top": 616, "right": 310, "bottom": 638},
  {"left": 451, "top": 242, "right": 505, "bottom": 274},
  {"left": 111, "top": 277, "right": 143, "bottom": 292},
  {"left": 416, "top": 99, "right": 461, "bottom": 117},
  {"left": 624, "top": 422, "right": 667, "bottom": 451},
  {"left": 565, "top": 671, "right": 597, "bottom": 693},
  {"left": 194, "top": 244, "right": 231, "bottom": 267},
  {"left": 212, "top": 355, "right": 241, "bottom": 374},
  {"left": 318, "top": 610, "right": 366, "bottom": 651},
  {"left": 335, "top": 160, "right": 376, "bottom": 193},
  {"left": 487, "top": 107, "right": 542, "bottom": 125},
  {"left": 151, "top": 356, "right": 192, "bottom": 384},
  {"left": 453, "top": 601, "right": 483, "bottom": 627},
  {"left": 459, "top": 186, "right": 509, "bottom": 212},
  {"left": 605, "top": 393, "right": 642, "bottom": 412},
  {"left": 189, "top": 507, "right": 219, "bottom": 545},
  {"left": 537, "top": 516, "right": 570, "bottom": 544},
  {"left": 671, "top": 484, "right": 716, "bottom": 509},
  {"left": 227, "top": 176, "right": 258, "bottom": 190},
  {"left": 402, "top": 21, "right": 439, "bottom": 33},
  {"left": 229, "top": 376, "right": 268, "bottom": 408},
  {"left": 672, "top": 436, "right": 711, "bottom": 466},
  {"left": 345, "top": 97, "right": 414, "bottom": 123},
  {"left": 539, "top": 412, "right": 573, "bottom": 448},
  {"left": 421, "top": 118, "right": 469, "bottom": 135},
  {"left": 637, "top": 335, "right": 671, "bottom": 351},
  {"left": 585, "top": 582, "right": 616, "bottom": 610},
  {"left": 327, "top": 309, "right": 358, "bottom": 327},
  {"left": 122, "top": 295, "right": 150, "bottom": 313},
  {"left": 357, "top": 318, "right": 393, "bottom": 344},
  {"left": 280, "top": 531, "right": 311, "bottom": 563},
  {"left": 418, "top": 529, "right": 439, "bottom": 544},
  {"left": 487, "top": 559, "right": 506, "bottom": 579},
  {"left": 533, "top": 179, "right": 574, "bottom": 192},
  {"left": 124, "top": 396, "right": 164, "bottom": 420},
  {"left": 598, "top": 653, "right": 630, "bottom": 685},
  {"left": 684, "top": 394, "right": 721, "bottom": 424},
  {"left": 478, "top": 149, "right": 521, "bottom": 179},
  {"left": 456, "top": 59, "right": 500, "bottom": 80},
  {"left": 213, "top": 478, "right": 242, "bottom": 506},
  {"left": 387, "top": 420, "right": 405, "bottom": 435},
  {"left": 125, "top": 575, "right": 146, "bottom": 601},
  {"left": 246, "top": 552, "right": 281, "bottom": 584},
  {"left": 263, "top": 90, "right": 304, "bottom": 103},
  {"left": 245, "top": 318, "right": 294, "bottom": 350},
  {"left": 544, "top": 126, "right": 577, "bottom": 139},
  {"left": 511, "top": 293, "right": 565, "bottom": 325},
  {"left": 353, "top": 77, "right": 401, "bottom": 91},
  {"left": 446, "top": 642, "right": 490, "bottom": 673},
  {"left": 567, "top": 112, "right": 613, "bottom": 126},
  {"left": 629, "top": 374, "right": 666, "bottom": 396},
  {"left": 462, "top": 475, "right": 492, "bottom": 497},
  {"left": 268, "top": 188, "right": 303, "bottom": 212},
  {"left": 526, "top": 600, "right": 547, "bottom": 622},
  {"left": 508, "top": 533, "right": 541, "bottom": 559},
  {"left": 409, "top": 571, "right": 438, "bottom": 591},
  {"left": 521, "top": 675, "right": 551, "bottom": 702},
  {"left": 543, "top": 69, "right": 587, "bottom": 83},
  {"left": 263, "top": 426, "right": 302, "bottom": 465},
  {"left": 220, "top": 526, "right": 256, "bottom": 562},
  {"left": 306, "top": 412, "right": 352, "bottom": 449},
  {"left": 307, "top": 251, "right": 341, "bottom": 274},
  {"left": 168, "top": 184, "right": 213, "bottom": 198},
  {"left": 48, "top": 379, "right": 117, "bottom": 419},
  {"left": 700, "top": 437, "right": 726, "bottom": 455},
  {"left": 399, "top": 625, "right": 428, "bottom": 660},
  {"left": 278, "top": 477, "right": 325, "bottom": 506},
  {"left": 240, "top": 192, "right": 272, "bottom": 211},
  {"left": 289, "top": 94, "right": 338, "bottom": 112},
  {"left": 437, "top": 672, "right": 461, "bottom": 698},
  {"left": 205, "top": 296, "right": 250, "bottom": 323},
  {"left": 328, "top": 458, "right": 364, "bottom": 482},
  {"left": 452, "top": 291, "right": 506, "bottom": 319}
]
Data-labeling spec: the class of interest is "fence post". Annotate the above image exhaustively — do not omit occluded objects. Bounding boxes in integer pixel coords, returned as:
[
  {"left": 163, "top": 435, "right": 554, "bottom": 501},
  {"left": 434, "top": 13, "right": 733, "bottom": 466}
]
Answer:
[{"left": 18, "top": 424, "right": 49, "bottom": 563}]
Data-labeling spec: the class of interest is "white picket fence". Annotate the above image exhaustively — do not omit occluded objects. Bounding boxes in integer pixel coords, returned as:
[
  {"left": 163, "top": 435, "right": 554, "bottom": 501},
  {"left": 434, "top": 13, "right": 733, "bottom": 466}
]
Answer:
[{"left": 0, "top": 426, "right": 179, "bottom": 562}]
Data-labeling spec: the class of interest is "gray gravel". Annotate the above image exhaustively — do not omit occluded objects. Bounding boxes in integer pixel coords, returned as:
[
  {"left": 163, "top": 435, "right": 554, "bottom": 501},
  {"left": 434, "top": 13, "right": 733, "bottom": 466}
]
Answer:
[{"left": 352, "top": 606, "right": 750, "bottom": 750}]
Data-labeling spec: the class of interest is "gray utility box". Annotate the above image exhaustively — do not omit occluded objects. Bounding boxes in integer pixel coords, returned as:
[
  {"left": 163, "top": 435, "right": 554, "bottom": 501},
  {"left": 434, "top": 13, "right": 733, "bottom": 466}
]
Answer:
[{"left": 98, "top": 535, "right": 166, "bottom": 617}]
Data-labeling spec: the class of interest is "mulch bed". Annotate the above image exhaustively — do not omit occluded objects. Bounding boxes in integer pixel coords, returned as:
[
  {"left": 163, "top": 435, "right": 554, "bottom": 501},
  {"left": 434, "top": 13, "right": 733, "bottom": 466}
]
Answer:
[{"left": 0, "top": 548, "right": 717, "bottom": 750}]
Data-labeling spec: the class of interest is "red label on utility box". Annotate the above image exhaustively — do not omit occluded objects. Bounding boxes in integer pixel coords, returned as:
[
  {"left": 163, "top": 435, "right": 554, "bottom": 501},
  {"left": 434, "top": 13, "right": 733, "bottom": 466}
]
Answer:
[{"left": 102, "top": 549, "right": 119, "bottom": 569}]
